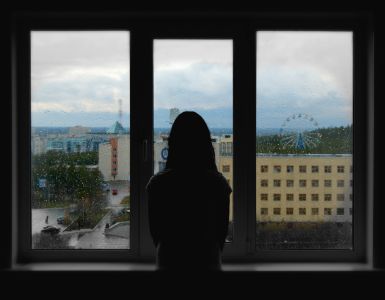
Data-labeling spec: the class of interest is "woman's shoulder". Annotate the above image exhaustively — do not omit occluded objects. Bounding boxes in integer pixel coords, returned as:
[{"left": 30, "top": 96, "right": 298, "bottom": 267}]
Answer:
[
  {"left": 146, "top": 169, "right": 232, "bottom": 193},
  {"left": 146, "top": 169, "right": 172, "bottom": 189},
  {"left": 206, "top": 170, "right": 232, "bottom": 193}
]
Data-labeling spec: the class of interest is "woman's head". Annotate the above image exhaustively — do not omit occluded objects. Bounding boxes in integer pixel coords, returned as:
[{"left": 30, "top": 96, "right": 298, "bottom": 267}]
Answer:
[{"left": 165, "top": 111, "right": 217, "bottom": 171}]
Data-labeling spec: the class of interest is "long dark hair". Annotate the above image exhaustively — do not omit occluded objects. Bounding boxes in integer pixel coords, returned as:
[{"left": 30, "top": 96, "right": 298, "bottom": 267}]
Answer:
[{"left": 165, "top": 111, "right": 217, "bottom": 171}]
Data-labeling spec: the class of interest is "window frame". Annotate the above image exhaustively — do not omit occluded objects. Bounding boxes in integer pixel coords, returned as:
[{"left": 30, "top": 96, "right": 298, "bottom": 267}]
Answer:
[{"left": 11, "top": 11, "right": 373, "bottom": 265}]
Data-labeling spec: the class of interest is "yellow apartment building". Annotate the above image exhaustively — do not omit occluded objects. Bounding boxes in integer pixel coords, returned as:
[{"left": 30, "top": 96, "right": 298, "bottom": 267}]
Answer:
[
  {"left": 99, "top": 133, "right": 352, "bottom": 224},
  {"left": 218, "top": 149, "right": 353, "bottom": 223}
]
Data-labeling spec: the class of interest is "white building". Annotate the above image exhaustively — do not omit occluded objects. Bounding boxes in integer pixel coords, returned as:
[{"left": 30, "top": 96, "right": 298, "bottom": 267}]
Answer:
[
  {"left": 69, "top": 125, "right": 91, "bottom": 136},
  {"left": 31, "top": 135, "right": 47, "bottom": 155},
  {"left": 98, "top": 135, "right": 130, "bottom": 181}
]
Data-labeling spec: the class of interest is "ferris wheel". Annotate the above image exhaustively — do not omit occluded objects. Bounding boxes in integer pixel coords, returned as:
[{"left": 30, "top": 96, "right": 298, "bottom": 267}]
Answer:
[{"left": 279, "top": 113, "right": 321, "bottom": 150}]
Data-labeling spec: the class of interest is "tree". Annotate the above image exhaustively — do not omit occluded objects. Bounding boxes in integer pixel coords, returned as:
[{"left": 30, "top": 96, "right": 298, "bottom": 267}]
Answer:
[{"left": 31, "top": 151, "right": 104, "bottom": 209}]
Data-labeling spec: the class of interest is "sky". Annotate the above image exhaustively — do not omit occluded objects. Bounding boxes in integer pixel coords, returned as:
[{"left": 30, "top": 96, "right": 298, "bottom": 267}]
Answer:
[{"left": 31, "top": 31, "right": 352, "bottom": 129}]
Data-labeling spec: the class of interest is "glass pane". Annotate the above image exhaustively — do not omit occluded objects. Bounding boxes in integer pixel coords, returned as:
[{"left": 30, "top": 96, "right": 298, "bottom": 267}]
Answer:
[
  {"left": 31, "top": 31, "right": 130, "bottom": 249},
  {"left": 256, "top": 31, "right": 353, "bottom": 249},
  {"left": 154, "top": 40, "right": 234, "bottom": 242}
]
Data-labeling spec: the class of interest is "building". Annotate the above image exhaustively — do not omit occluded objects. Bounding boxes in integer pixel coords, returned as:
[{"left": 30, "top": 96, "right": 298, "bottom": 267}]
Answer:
[
  {"left": 98, "top": 135, "right": 130, "bottom": 181},
  {"left": 154, "top": 135, "right": 169, "bottom": 174},
  {"left": 217, "top": 135, "right": 353, "bottom": 223},
  {"left": 46, "top": 135, "right": 108, "bottom": 153},
  {"left": 99, "top": 132, "right": 352, "bottom": 224},
  {"left": 106, "top": 121, "right": 127, "bottom": 135},
  {"left": 253, "top": 154, "right": 353, "bottom": 223},
  {"left": 69, "top": 125, "right": 91, "bottom": 136},
  {"left": 31, "top": 135, "right": 47, "bottom": 155}
]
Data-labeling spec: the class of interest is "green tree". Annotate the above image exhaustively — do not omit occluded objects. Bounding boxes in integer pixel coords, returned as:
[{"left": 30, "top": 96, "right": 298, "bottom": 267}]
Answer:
[{"left": 32, "top": 150, "right": 104, "bottom": 209}]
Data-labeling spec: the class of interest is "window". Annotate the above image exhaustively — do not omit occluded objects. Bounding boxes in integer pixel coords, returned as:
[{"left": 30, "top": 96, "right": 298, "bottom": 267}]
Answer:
[
  {"left": 256, "top": 31, "right": 354, "bottom": 251},
  {"left": 312, "top": 208, "right": 319, "bottom": 215},
  {"left": 286, "top": 208, "right": 294, "bottom": 215},
  {"left": 337, "top": 166, "right": 345, "bottom": 173},
  {"left": 299, "top": 194, "right": 306, "bottom": 201},
  {"left": 154, "top": 39, "right": 234, "bottom": 242},
  {"left": 31, "top": 31, "right": 131, "bottom": 250},
  {"left": 337, "top": 208, "right": 345, "bottom": 216},
  {"left": 324, "top": 194, "right": 332, "bottom": 201},
  {"left": 324, "top": 208, "right": 332, "bottom": 216},
  {"left": 337, "top": 180, "right": 345, "bottom": 187},
  {"left": 273, "top": 208, "right": 281, "bottom": 215},
  {"left": 337, "top": 194, "right": 345, "bottom": 201},
  {"left": 286, "top": 180, "right": 294, "bottom": 187},
  {"left": 311, "top": 194, "right": 319, "bottom": 201},
  {"left": 222, "top": 165, "right": 231, "bottom": 173},
  {"left": 324, "top": 166, "right": 332, "bottom": 173},
  {"left": 287, "top": 165, "right": 294, "bottom": 173},
  {"left": 299, "top": 180, "right": 307, "bottom": 187},
  {"left": 273, "top": 194, "right": 281, "bottom": 201},
  {"left": 312, "top": 180, "right": 319, "bottom": 187},
  {"left": 299, "top": 208, "right": 306, "bottom": 215},
  {"left": 324, "top": 180, "right": 332, "bottom": 187},
  {"left": 13, "top": 12, "right": 373, "bottom": 265}
]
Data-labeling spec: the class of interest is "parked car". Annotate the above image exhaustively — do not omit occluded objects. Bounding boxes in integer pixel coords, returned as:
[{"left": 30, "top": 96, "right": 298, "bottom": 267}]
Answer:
[
  {"left": 112, "top": 188, "right": 118, "bottom": 195},
  {"left": 41, "top": 225, "right": 60, "bottom": 234},
  {"left": 101, "top": 182, "right": 111, "bottom": 192}
]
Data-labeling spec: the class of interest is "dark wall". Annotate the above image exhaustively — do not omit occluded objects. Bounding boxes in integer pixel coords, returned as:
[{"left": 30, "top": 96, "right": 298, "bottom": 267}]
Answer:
[{"left": 1, "top": 1, "right": 383, "bottom": 292}]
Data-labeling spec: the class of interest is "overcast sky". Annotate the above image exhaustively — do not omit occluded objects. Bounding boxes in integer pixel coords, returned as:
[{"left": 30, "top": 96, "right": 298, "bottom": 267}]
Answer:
[{"left": 31, "top": 31, "right": 352, "bottom": 128}]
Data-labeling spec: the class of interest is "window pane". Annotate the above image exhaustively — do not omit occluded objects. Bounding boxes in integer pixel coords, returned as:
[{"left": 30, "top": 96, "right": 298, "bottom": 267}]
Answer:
[
  {"left": 31, "top": 31, "right": 130, "bottom": 249},
  {"left": 154, "top": 40, "right": 233, "bottom": 242},
  {"left": 256, "top": 31, "right": 353, "bottom": 249}
]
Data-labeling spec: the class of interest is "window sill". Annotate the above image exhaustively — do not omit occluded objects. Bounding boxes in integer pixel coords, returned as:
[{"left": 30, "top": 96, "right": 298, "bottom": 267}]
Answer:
[{"left": 10, "top": 262, "right": 375, "bottom": 272}]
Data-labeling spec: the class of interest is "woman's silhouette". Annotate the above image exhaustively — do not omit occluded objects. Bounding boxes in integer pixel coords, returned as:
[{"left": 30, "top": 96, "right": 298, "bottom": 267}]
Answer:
[{"left": 146, "top": 111, "right": 232, "bottom": 271}]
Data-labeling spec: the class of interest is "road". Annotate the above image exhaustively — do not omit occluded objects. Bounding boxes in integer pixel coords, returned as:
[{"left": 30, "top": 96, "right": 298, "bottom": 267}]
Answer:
[
  {"left": 73, "top": 180, "right": 130, "bottom": 249},
  {"left": 32, "top": 180, "right": 131, "bottom": 249}
]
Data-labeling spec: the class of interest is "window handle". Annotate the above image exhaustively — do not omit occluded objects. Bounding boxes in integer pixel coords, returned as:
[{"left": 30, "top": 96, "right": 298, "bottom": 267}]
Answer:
[{"left": 143, "top": 139, "right": 148, "bottom": 162}]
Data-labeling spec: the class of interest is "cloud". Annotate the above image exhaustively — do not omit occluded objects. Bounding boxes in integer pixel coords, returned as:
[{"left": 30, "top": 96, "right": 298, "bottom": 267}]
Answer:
[
  {"left": 154, "top": 62, "right": 232, "bottom": 110},
  {"left": 256, "top": 65, "right": 352, "bottom": 128},
  {"left": 31, "top": 32, "right": 352, "bottom": 128},
  {"left": 257, "top": 31, "right": 353, "bottom": 100},
  {"left": 31, "top": 31, "right": 130, "bottom": 115}
]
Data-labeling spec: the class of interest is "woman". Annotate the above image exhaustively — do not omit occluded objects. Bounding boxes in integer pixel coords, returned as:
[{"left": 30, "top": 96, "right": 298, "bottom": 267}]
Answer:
[{"left": 146, "top": 111, "right": 232, "bottom": 271}]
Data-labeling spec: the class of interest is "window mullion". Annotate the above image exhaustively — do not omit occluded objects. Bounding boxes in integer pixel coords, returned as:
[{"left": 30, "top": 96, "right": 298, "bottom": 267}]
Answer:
[
  {"left": 130, "top": 30, "right": 155, "bottom": 259},
  {"left": 226, "top": 29, "right": 256, "bottom": 257}
]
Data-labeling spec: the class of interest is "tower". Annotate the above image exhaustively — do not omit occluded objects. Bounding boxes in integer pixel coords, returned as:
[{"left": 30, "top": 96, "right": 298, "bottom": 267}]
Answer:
[{"left": 118, "top": 99, "right": 123, "bottom": 125}]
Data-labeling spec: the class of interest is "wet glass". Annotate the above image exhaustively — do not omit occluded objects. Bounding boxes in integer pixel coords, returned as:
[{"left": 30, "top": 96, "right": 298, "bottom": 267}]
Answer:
[
  {"left": 256, "top": 31, "right": 353, "bottom": 249},
  {"left": 31, "top": 31, "right": 130, "bottom": 249},
  {"left": 153, "top": 40, "right": 234, "bottom": 242}
]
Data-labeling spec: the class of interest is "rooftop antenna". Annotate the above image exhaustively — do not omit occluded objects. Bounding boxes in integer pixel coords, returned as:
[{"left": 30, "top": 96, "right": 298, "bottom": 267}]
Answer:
[{"left": 118, "top": 99, "right": 123, "bottom": 125}]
